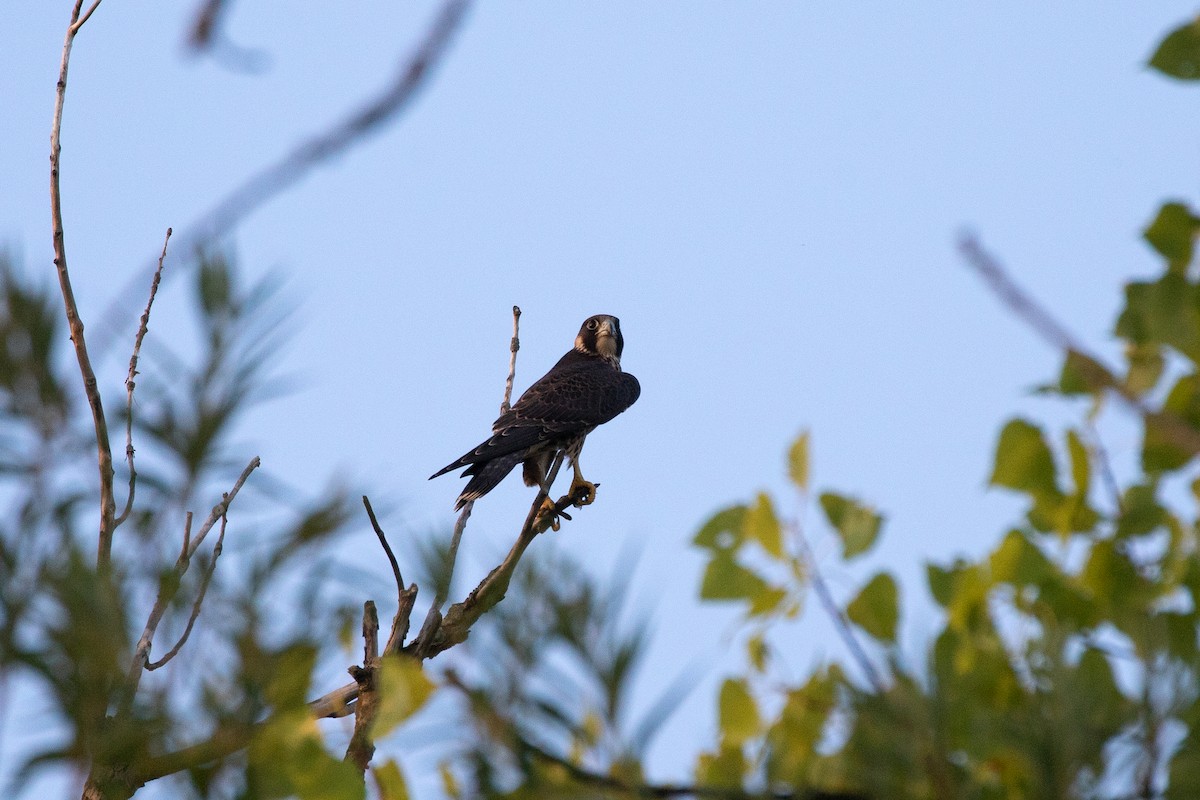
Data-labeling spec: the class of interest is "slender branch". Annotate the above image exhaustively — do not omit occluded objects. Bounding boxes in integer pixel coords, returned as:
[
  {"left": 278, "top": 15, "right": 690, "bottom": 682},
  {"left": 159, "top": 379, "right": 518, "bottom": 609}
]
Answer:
[
  {"left": 124, "top": 456, "right": 260, "bottom": 701},
  {"left": 50, "top": 0, "right": 116, "bottom": 568},
  {"left": 146, "top": 509, "right": 226, "bottom": 671},
  {"left": 115, "top": 228, "right": 171, "bottom": 529},
  {"left": 413, "top": 500, "right": 470, "bottom": 648},
  {"left": 958, "top": 233, "right": 1200, "bottom": 456},
  {"left": 344, "top": 601, "right": 381, "bottom": 773},
  {"left": 501, "top": 305, "right": 521, "bottom": 414},
  {"left": 795, "top": 530, "right": 887, "bottom": 694},
  {"left": 98, "top": 0, "right": 474, "bottom": 354},
  {"left": 362, "top": 495, "right": 418, "bottom": 656}
]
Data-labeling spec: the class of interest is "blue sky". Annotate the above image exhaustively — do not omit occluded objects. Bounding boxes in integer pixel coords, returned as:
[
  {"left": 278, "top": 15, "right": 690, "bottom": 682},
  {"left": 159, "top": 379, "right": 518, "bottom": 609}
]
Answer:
[{"left": 4, "top": 2, "right": 1200, "bottom": 795}]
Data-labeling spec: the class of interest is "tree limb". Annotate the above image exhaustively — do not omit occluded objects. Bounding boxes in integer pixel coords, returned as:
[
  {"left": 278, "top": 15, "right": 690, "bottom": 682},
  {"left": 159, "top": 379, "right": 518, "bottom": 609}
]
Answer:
[
  {"left": 958, "top": 232, "right": 1200, "bottom": 457},
  {"left": 50, "top": 0, "right": 117, "bottom": 569},
  {"left": 344, "top": 600, "right": 381, "bottom": 773}
]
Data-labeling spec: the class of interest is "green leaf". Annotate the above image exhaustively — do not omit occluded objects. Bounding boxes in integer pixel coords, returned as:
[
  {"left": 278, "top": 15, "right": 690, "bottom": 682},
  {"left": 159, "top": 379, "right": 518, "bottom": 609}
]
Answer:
[
  {"left": 374, "top": 657, "right": 436, "bottom": 738},
  {"left": 926, "top": 562, "right": 954, "bottom": 607},
  {"left": 693, "top": 505, "right": 748, "bottom": 552},
  {"left": 373, "top": 760, "right": 410, "bottom": 800},
  {"left": 846, "top": 572, "right": 899, "bottom": 642},
  {"left": 1143, "top": 374, "right": 1200, "bottom": 473},
  {"left": 718, "top": 678, "right": 760, "bottom": 746},
  {"left": 746, "top": 633, "right": 768, "bottom": 672},
  {"left": 1116, "top": 484, "right": 1167, "bottom": 539},
  {"left": 787, "top": 431, "right": 810, "bottom": 490},
  {"left": 1125, "top": 342, "right": 1165, "bottom": 396},
  {"left": 1066, "top": 429, "right": 1090, "bottom": 498},
  {"left": 990, "top": 419, "right": 1057, "bottom": 495},
  {"left": 819, "top": 492, "right": 883, "bottom": 559},
  {"left": 699, "top": 551, "right": 772, "bottom": 602},
  {"left": 743, "top": 492, "right": 783, "bottom": 558},
  {"left": 989, "top": 530, "right": 1051, "bottom": 586},
  {"left": 1150, "top": 19, "right": 1200, "bottom": 80},
  {"left": 1144, "top": 201, "right": 1200, "bottom": 269},
  {"left": 696, "top": 744, "right": 747, "bottom": 788},
  {"left": 1116, "top": 275, "right": 1200, "bottom": 361}
]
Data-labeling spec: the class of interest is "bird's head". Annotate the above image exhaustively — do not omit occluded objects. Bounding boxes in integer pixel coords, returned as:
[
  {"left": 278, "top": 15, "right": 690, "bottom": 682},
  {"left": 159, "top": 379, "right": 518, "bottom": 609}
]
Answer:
[{"left": 575, "top": 314, "right": 624, "bottom": 363}]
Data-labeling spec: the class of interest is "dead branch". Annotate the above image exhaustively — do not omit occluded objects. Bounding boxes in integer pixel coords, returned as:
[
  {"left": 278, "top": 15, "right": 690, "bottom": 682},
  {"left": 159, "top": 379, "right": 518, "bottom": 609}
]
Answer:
[
  {"left": 146, "top": 509, "right": 226, "bottom": 671},
  {"left": 344, "top": 601, "right": 382, "bottom": 773},
  {"left": 115, "top": 228, "right": 171, "bottom": 529},
  {"left": 50, "top": 0, "right": 117, "bottom": 569},
  {"left": 502, "top": 305, "right": 521, "bottom": 414},
  {"left": 124, "top": 456, "right": 260, "bottom": 701}
]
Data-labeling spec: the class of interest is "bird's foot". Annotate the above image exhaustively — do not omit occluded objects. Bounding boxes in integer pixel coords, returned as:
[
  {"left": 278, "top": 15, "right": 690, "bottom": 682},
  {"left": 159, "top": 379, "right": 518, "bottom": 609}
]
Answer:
[
  {"left": 569, "top": 477, "right": 598, "bottom": 507},
  {"left": 535, "top": 496, "right": 562, "bottom": 532}
]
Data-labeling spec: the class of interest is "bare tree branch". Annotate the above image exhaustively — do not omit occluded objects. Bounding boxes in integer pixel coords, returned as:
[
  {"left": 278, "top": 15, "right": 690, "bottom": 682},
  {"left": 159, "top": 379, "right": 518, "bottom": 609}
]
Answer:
[
  {"left": 795, "top": 528, "right": 887, "bottom": 694},
  {"left": 124, "top": 456, "right": 260, "bottom": 701},
  {"left": 98, "top": 0, "right": 473, "bottom": 354},
  {"left": 958, "top": 232, "right": 1200, "bottom": 457},
  {"left": 362, "top": 495, "right": 418, "bottom": 656},
  {"left": 146, "top": 509, "right": 226, "bottom": 671},
  {"left": 115, "top": 227, "right": 171, "bottom": 529},
  {"left": 502, "top": 305, "right": 521, "bottom": 414},
  {"left": 344, "top": 601, "right": 381, "bottom": 773},
  {"left": 50, "top": 0, "right": 117, "bottom": 569}
]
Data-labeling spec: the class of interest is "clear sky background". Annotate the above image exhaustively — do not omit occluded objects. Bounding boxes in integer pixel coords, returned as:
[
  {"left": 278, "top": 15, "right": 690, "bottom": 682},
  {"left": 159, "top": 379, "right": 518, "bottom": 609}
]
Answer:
[{"left": 4, "top": 2, "right": 1200, "bottom": 797}]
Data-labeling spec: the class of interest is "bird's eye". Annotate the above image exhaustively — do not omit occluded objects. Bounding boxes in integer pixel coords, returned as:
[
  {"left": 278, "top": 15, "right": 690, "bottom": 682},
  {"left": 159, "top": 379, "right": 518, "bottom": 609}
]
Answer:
[{"left": 586, "top": 319, "right": 599, "bottom": 330}]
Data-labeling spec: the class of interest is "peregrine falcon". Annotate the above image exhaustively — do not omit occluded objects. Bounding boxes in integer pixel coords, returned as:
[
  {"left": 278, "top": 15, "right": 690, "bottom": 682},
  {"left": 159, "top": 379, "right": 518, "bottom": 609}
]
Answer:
[{"left": 431, "top": 314, "right": 640, "bottom": 512}]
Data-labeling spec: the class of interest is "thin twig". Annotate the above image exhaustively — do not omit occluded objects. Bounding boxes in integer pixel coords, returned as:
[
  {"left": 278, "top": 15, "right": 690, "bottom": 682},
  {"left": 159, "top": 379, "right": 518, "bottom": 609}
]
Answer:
[
  {"left": 362, "top": 496, "right": 419, "bottom": 655},
  {"left": 115, "top": 227, "right": 171, "bottom": 529},
  {"left": 146, "top": 509, "right": 226, "bottom": 671},
  {"left": 501, "top": 305, "right": 521, "bottom": 414},
  {"left": 795, "top": 530, "right": 887, "bottom": 694},
  {"left": 98, "top": 0, "right": 473, "bottom": 355},
  {"left": 1084, "top": 421, "right": 1124, "bottom": 516},
  {"left": 958, "top": 233, "right": 1200, "bottom": 456},
  {"left": 414, "top": 304, "right": 521, "bottom": 653},
  {"left": 124, "top": 456, "right": 260, "bottom": 701},
  {"left": 363, "top": 496, "right": 404, "bottom": 593},
  {"left": 50, "top": 0, "right": 116, "bottom": 569}
]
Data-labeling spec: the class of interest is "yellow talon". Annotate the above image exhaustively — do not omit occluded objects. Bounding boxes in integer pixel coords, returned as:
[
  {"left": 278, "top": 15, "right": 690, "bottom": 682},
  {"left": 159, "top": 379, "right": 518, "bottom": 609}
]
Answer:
[
  {"left": 569, "top": 477, "right": 597, "bottom": 507},
  {"left": 536, "top": 496, "right": 562, "bottom": 532}
]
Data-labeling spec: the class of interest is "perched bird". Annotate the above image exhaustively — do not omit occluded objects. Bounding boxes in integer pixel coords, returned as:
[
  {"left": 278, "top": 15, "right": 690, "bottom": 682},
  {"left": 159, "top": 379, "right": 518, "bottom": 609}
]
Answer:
[{"left": 431, "top": 314, "right": 640, "bottom": 512}]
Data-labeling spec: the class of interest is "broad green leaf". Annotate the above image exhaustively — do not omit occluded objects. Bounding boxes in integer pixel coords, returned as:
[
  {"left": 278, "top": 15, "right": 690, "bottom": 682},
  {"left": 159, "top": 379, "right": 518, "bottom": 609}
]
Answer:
[
  {"left": 990, "top": 419, "right": 1057, "bottom": 495},
  {"left": 1144, "top": 201, "right": 1200, "bottom": 269},
  {"left": 765, "top": 667, "right": 841, "bottom": 782},
  {"left": 699, "top": 551, "right": 772, "bottom": 602},
  {"left": 743, "top": 492, "right": 783, "bottom": 558},
  {"left": 989, "top": 530, "right": 1051, "bottom": 586},
  {"left": 265, "top": 645, "right": 318, "bottom": 709},
  {"left": 926, "top": 562, "right": 954, "bottom": 607},
  {"left": 1116, "top": 483, "right": 1167, "bottom": 539},
  {"left": 819, "top": 492, "right": 883, "bottom": 559},
  {"left": 1125, "top": 342, "right": 1165, "bottom": 396},
  {"left": 250, "top": 711, "right": 365, "bottom": 800},
  {"left": 846, "top": 572, "right": 899, "bottom": 642},
  {"left": 1116, "top": 275, "right": 1200, "bottom": 361},
  {"left": 1150, "top": 19, "right": 1200, "bottom": 80},
  {"left": 696, "top": 744, "right": 746, "bottom": 788},
  {"left": 1143, "top": 374, "right": 1200, "bottom": 473},
  {"left": 718, "top": 678, "right": 760, "bottom": 746},
  {"left": 373, "top": 760, "right": 410, "bottom": 800},
  {"left": 374, "top": 657, "right": 436, "bottom": 738},
  {"left": 693, "top": 505, "right": 748, "bottom": 552},
  {"left": 788, "top": 431, "right": 810, "bottom": 490}
]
